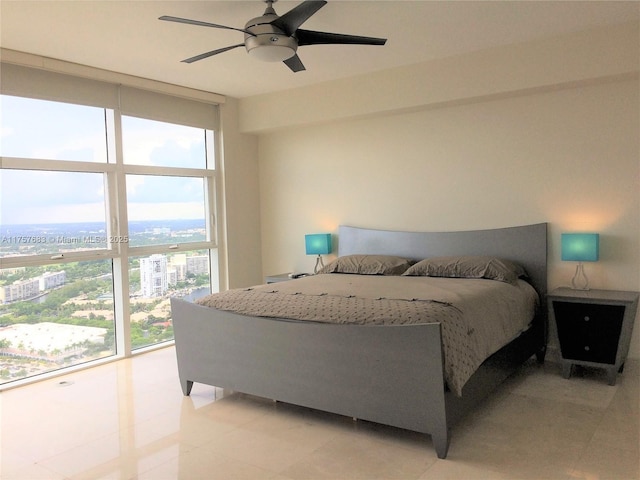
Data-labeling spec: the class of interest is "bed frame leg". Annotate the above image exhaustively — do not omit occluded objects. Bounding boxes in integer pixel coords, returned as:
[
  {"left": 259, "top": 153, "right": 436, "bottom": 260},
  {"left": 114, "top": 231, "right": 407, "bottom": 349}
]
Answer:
[
  {"left": 180, "top": 379, "right": 193, "bottom": 396},
  {"left": 433, "top": 430, "right": 450, "bottom": 459}
]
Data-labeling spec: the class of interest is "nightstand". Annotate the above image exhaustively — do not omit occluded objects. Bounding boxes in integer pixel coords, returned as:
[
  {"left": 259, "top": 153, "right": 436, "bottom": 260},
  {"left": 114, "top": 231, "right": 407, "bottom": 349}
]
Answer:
[
  {"left": 548, "top": 287, "right": 639, "bottom": 385},
  {"left": 265, "top": 273, "right": 294, "bottom": 284}
]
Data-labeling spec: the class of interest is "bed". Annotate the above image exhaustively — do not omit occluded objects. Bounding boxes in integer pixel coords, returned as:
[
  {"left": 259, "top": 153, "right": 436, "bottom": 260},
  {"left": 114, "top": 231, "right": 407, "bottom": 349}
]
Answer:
[{"left": 170, "top": 223, "right": 547, "bottom": 459}]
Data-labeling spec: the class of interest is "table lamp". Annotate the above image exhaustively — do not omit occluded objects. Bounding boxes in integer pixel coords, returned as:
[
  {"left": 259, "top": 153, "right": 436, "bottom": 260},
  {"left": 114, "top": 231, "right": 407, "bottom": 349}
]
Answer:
[
  {"left": 305, "top": 233, "right": 332, "bottom": 274},
  {"left": 561, "top": 233, "right": 599, "bottom": 290}
]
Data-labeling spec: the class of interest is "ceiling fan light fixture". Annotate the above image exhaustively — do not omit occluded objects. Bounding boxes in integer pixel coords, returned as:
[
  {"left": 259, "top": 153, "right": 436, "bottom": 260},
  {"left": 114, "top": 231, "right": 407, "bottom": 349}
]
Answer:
[
  {"left": 247, "top": 44, "right": 295, "bottom": 62},
  {"left": 245, "top": 33, "right": 297, "bottom": 62}
]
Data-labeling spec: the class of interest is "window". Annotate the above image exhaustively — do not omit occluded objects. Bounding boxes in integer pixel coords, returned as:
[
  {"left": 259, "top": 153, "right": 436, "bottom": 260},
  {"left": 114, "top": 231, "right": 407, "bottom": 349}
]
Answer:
[
  {"left": 0, "top": 95, "right": 108, "bottom": 163},
  {"left": 0, "top": 260, "right": 115, "bottom": 382},
  {"left": 1, "top": 169, "right": 108, "bottom": 256},
  {"left": 125, "top": 175, "right": 208, "bottom": 248},
  {"left": 128, "top": 249, "right": 211, "bottom": 350},
  {"left": 0, "top": 87, "right": 219, "bottom": 387},
  {"left": 122, "top": 116, "right": 212, "bottom": 169}
]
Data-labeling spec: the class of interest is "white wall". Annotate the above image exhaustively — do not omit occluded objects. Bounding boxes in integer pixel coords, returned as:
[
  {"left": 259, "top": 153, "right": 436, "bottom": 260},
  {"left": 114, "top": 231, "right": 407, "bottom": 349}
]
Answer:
[
  {"left": 241, "top": 23, "right": 640, "bottom": 358},
  {"left": 258, "top": 78, "right": 638, "bottom": 284},
  {"left": 219, "top": 97, "right": 262, "bottom": 289}
]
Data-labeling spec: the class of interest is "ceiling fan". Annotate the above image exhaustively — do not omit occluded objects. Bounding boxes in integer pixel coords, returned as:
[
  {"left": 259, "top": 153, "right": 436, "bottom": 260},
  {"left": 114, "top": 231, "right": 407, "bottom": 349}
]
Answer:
[{"left": 159, "top": 0, "right": 387, "bottom": 72}]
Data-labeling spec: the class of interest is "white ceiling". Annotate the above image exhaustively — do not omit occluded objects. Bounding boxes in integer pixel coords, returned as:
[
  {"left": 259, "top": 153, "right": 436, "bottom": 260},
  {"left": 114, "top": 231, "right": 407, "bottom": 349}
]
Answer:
[{"left": 1, "top": 1, "right": 638, "bottom": 99}]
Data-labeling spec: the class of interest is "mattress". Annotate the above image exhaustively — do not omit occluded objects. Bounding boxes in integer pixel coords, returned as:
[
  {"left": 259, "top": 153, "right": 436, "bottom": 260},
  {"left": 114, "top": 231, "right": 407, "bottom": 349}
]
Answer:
[{"left": 196, "top": 274, "right": 539, "bottom": 395}]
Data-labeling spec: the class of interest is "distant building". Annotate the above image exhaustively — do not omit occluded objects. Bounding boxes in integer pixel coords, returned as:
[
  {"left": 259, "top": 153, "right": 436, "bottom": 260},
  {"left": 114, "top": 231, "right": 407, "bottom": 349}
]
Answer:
[
  {"left": 0, "top": 270, "right": 66, "bottom": 304},
  {"left": 0, "top": 267, "right": 25, "bottom": 276},
  {"left": 0, "top": 278, "right": 40, "bottom": 304},
  {"left": 140, "top": 254, "right": 168, "bottom": 297},
  {"left": 168, "top": 254, "right": 187, "bottom": 282},
  {"left": 166, "top": 267, "right": 178, "bottom": 286},
  {"left": 186, "top": 255, "right": 209, "bottom": 276},
  {"left": 39, "top": 271, "right": 66, "bottom": 290}
]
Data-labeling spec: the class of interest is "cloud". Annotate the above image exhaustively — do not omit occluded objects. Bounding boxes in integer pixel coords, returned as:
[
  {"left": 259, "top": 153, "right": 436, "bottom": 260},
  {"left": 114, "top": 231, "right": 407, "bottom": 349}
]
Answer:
[
  {"left": 122, "top": 116, "right": 206, "bottom": 168},
  {"left": 1, "top": 95, "right": 107, "bottom": 162},
  {"left": 1, "top": 170, "right": 105, "bottom": 206},
  {"left": 126, "top": 175, "right": 204, "bottom": 204}
]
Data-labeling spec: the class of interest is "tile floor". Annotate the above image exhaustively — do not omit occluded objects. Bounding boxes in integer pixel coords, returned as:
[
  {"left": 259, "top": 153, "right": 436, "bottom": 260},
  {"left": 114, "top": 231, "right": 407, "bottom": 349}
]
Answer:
[{"left": 1, "top": 346, "right": 638, "bottom": 480}]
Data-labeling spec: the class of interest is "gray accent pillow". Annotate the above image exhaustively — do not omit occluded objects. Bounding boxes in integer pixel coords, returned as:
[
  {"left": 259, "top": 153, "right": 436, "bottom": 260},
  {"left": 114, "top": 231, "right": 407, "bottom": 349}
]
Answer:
[
  {"left": 402, "top": 255, "right": 526, "bottom": 285},
  {"left": 319, "top": 255, "right": 413, "bottom": 275}
]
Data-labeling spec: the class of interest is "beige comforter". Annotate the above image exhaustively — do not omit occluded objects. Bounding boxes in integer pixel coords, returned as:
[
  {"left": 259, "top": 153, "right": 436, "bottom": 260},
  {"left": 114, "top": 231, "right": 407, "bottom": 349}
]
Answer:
[{"left": 196, "top": 274, "right": 538, "bottom": 395}]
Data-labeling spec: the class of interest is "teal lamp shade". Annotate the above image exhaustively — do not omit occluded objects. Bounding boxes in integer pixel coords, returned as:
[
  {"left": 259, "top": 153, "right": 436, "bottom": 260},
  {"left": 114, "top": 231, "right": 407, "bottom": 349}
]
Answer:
[
  {"left": 305, "top": 233, "right": 332, "bottom": 273},
  {"left": 305, "top": 234, "right": 332, "bottom": 255},
  {"left": 561, "top": 233, "right": 599, "bottom": 262},
  {"left": 561, "top": 233, "right": 599, "bottom": 290}
]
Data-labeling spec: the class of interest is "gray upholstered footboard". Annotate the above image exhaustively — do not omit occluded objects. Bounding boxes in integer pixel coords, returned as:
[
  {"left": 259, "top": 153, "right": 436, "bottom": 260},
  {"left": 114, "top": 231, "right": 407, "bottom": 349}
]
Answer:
[{"left": 171, "top": 297, "right": 451, "bottom": 458}]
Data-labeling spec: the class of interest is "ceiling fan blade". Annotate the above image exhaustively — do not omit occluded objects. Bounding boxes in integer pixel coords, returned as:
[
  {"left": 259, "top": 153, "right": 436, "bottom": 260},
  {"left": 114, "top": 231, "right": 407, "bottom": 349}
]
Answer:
[
  {"left": 159, "top": 15, "right": 254, "bottom": 36},
  {"left": 271, "top": 1, "right": 327, "bottom": 36},
  {"left": 296, "top": 29, "right": 387, "bottom": 46},
  {"left": 182, "top": 44, "right": 245, "bottom": 64},
  {"left": 284, "top": 54, "right": 306, "bottom": 72}
]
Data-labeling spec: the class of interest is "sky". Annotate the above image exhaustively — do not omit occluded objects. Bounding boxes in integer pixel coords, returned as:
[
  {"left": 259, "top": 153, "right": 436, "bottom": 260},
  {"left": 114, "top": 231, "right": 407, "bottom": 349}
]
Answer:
[{"left": 0, "top": 95, "right": 209, "bottom": 225}]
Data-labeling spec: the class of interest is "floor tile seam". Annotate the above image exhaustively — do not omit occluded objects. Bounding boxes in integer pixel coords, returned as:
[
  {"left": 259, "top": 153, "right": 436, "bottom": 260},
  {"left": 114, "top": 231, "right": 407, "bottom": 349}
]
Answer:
[
  {"left": 51, "top": 454, "right": 132, "bottom": 480},
  {"left": 450, "top": 421, "right": 528, "bottom": 448},
  {"left": 103, "top": 442, "right": 191, "bottom": 479},
  {"left": 571, "top": 441, "right": 627, "bottom": 471},
  {"left": 29, "top": 457, "right": 78, "bottom": 480},
  {"left": 229, "top": 419, "right": 347, "bottom": 447},
  {"left": 130, "top": 403, "right": 213, "bottom": 434},
  {"left": 120, "top": 435, "right": 207, "bottom": 479},
  {"left": 31, "top": 425, "right": 125, "bottom": 468},
  {"left": 275, "top": 443, "right": 429, "bottom": 480},
  {"left": 200, "top": 418, "right": 342, "bottom": 455},
  {"left": 199, "top": 411, "right": 367, "bottom": 473},
  {"left": 587, "top": 406, "right": 623, "bottom": 449},
  {"left": 452, "top": 403, "right": 548, "bottom": 438},
  {"left": 1, "top": 460, "right": 68, "bottom": 480},
  {"left": 130, "top": 430, "right": 201, "bottom": 459},
  {"left": 204, "top": 447, "right": 289, "bottom": 478},
  {"left": 507, "top": 389, "right": 614, "bottom": 416},
  {"left": 333, "top": 424, "right": 441, "bottom": 462},
  {"left": 0, "top": 448, "right": 45, "bottom": 476},
  {"left": 462, "top": 451, "right": 583, "bottom": 479},
  {"left": 389, "top": 452, "right": 441, "bottom": 479},
  {"left": 584, "top": 418, "right": 640, "bottom": 454},
  {"left": 188, "top": 436, "right": 316, "bottom": 477},
  {"left": 420, "top": 457, "right": 520, "bottom": 479},
  {"left": 568, "top": 443, "right": 640, "bottom": 479},
  {"left": 242, "top": 406, "right": 387, "bottom": 440},
  {"left": 178, "top": 416, "right": 249, "bottom": 440},
  {"left": 549, "top": 441, "right": 587, "bottom": 479},
  {"left": 35, "top": 431, "right": 195, "bottom": 480},
  {"left": 198, "top": 409, "right": 272, "bottom": 433},
  {"left": 226, "top": 411, "right": 437, "bottom": 460}
]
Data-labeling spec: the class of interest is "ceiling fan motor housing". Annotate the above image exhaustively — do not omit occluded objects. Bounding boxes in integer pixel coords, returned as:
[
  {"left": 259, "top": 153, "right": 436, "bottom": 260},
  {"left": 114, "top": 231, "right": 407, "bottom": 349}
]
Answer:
[{"left": 244, "top": 14, "right": 298, "bottom": 62}]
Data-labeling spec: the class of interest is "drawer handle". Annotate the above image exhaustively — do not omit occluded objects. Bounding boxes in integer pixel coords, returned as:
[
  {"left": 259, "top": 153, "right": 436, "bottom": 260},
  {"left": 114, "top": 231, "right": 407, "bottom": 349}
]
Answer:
[
  {"left": 584, "top": 346, "right": 590, "bottom": 351},
  {"left": 584, "top": 316, "right": 590, "bottom": 321}
]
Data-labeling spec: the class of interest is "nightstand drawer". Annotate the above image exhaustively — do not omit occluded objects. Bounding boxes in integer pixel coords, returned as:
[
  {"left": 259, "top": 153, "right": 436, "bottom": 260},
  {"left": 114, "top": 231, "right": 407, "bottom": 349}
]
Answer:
[{"left": 553, "top": 301, "right": 624, "bottom": 364}]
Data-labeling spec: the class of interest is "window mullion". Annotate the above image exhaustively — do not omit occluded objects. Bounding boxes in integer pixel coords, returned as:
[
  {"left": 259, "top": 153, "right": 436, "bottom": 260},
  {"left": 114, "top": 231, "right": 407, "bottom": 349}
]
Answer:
[
  {"left": 110, "top": 108, "right": 132, "bottom": 357},
  {"left": 0, "top": 157, "right": 116, "bottom": 174}
]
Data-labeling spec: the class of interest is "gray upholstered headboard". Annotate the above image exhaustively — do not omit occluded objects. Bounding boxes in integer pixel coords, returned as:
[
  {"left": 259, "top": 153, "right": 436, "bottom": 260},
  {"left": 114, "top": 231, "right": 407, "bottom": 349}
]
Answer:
[{"left": 338, "top": 223, "right": 548, "bottom": 299}]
